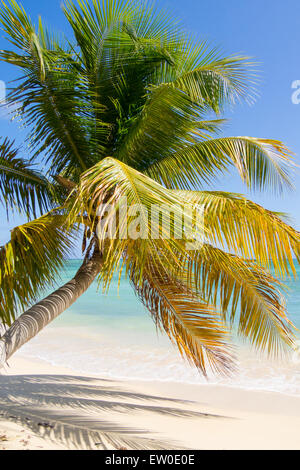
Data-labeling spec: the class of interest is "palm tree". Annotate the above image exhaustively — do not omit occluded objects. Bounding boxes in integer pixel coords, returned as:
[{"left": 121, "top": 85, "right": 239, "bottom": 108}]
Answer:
[{"left": 0, "top": 0, "right": 299, "bottom": 375}]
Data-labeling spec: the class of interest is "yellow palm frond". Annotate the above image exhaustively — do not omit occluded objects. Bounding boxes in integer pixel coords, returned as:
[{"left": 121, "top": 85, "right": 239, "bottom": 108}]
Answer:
[
  {"left": 173, "top": 190, "right": 300, "bottom": 277},
  {"left": 178, "top": 244, "right": 295, "bottom": 356},
  {"left": 131, "top": 258, "right": 233, "bottom": 376},
  {"left": 0, "top": 212, "right": 76, "bottom": 326},
  {"left": 69, "top": 157, "right": 296, "bottom": 364},
  {"left": 68, "top": 156, "right": 207, "bottom": 290}
]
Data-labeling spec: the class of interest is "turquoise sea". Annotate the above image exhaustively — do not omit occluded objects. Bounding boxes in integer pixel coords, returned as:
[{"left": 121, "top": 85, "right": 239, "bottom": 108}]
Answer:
[{"left": 18, "top": 260, "right": 300, "bottom": 396}]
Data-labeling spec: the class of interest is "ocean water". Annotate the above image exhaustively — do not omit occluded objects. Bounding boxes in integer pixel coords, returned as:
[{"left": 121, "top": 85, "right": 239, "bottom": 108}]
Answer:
[{"left": 19, "top": 260, "right": 300, "bottom": 396}]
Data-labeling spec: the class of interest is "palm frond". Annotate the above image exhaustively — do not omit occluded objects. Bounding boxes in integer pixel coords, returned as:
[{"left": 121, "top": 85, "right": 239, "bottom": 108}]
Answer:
[
  {"left": 131, "top": 258, "right": 233, "bottom": 376},
  {"left": 0, "top": 138, "right": 56, "bottom": 217},
  {"left": 179, "top": 244, "right": 295, "bottom": 356},
  {"left": 172, "top": 48, "right": 257, "bottom": 111},
  {"left": 63, "top": 0, "right": 255, "bottom": 164},
  {"left": 68, "top": 157, "right": 206, "bottom": 290},
  {"left": 174, "top": 190, "right": 300, "bottom": 277},
  {"left": 0, "top": 4, "right": 100, "bottom": 176},
  {"left": 63, "top": 0, "right": 186, "bottom": 160},
  {"left": 146, "top": 136, "right": 295, "bottom": 192},
  {"left": 116, "top": 84, "right": 206, "bottom": 168},
  {"left": 0, "top": 212, "right": 76, "bottom": 326}
]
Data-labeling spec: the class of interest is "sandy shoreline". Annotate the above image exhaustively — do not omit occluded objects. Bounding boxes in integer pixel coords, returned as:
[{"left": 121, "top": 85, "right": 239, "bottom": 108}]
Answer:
[{"left": 0, "top": 354, "right": 300, "bottom": 450}]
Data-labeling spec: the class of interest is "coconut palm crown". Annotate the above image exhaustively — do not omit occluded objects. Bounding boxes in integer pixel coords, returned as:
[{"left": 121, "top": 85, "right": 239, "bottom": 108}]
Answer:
[{"left": 0, "top": 0, "right": 299, "bottom": 375}]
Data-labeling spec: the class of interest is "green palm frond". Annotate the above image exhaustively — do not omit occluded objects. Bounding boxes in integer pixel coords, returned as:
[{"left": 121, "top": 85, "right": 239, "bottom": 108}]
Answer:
[
  {"left": 0, "top": 1, "right": 260, "bottom": 179},
  {"left": 63, "top": 0, "right": 183, "bottom": 63},
  {"left": 0, "top": 0, "right": 34, "bottom": 50},
  {"left": 0, "top": 212, "right": 76, "bottom": 326},
  {"left": 0, "top": 3, "right": 101, "bottom": 177},
  {"left": 172, "top": 51, "right": 257, "bottom": 111},
  {"left": 0, "top": 138, "right": 56, "bottom": 217},
  {"left": 146, "top": 137, "right": 295, "bottom": 191},
  {"left": 174, "top": 190, "right": 300, "bottom": 277},
  {"left": 116, "top": 84, "right": 205, "bottom": 168},
  {"left": 63, "top": 0, "right": 185, "bottom": 160},
  {"left": 63, "top": 0, "right": 256, "bottom": 164},
  {"left": 131, "top": 258, "right": 233, "bottom": 376}
]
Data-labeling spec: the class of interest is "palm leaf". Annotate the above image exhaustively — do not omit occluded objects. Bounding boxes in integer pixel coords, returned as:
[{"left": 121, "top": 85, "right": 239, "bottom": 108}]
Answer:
[
  {"left": 0, "top": 212, "right": 76, "bottom": 326},
  {"left": 0, "top": 137, "right": 56, "bottom": 217},
  {"left": 146, "top": 137, "right": 295, "bottom": 192},
  {"left": 131, "top": 258, "right": 233, "bottom": 376},
  {"left": 116, "top": 84, "right": 205, "bottom": 168},
  {"left": 174, "top": 189, "right": 300, "bottom": 277},
  {"left": 179, "top": 244, "right": 295, "bottom": 356},
  {"left": 63, "top": 0, "right": 186, "bottom": 160},
  {"left": 0, "top": 3, "right": 100, "bottom": 177},
  {"left": 172, "top": 47, "right": 257, "bottom": 111},
  {"left": 68, "top": 156, "right": 207, "bottom": 290}
]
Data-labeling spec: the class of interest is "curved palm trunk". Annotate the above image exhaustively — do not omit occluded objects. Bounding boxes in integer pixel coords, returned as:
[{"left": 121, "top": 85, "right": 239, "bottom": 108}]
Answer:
[{"left": 0, "top": 251, "right": 103, "bottom": 367}]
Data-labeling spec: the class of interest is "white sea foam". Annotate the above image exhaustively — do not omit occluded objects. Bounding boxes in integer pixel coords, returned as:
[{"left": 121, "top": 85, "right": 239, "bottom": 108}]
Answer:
[{"left": 17, "top": 323, "right": 300, "bottom": 397}]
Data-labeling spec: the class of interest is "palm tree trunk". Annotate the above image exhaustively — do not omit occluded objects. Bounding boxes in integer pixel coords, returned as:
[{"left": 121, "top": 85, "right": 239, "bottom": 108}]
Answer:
[{"left": 0, "top": 251, "right": 103, "bottom": 367}]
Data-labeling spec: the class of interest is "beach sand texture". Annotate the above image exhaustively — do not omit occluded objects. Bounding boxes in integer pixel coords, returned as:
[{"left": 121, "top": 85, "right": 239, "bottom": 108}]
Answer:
[{"left": 1, "top": 355, "right": 300, "bottom": 450}]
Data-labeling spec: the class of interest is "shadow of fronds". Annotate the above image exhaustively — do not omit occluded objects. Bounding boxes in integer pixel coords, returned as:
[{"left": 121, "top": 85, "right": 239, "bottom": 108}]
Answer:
[{"left": 0, "top": 374, "right": 227, "bottom": 449}]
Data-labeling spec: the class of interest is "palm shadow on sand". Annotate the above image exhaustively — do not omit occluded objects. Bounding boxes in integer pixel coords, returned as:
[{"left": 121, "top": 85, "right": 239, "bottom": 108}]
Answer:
[{"left": 0, "top": 373, "right": 230, "bottom": 449}]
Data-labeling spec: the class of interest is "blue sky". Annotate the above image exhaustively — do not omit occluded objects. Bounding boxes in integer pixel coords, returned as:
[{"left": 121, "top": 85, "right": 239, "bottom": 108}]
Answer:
[{"left": 1, "top": 0, "right": 300, "bottom": 254}]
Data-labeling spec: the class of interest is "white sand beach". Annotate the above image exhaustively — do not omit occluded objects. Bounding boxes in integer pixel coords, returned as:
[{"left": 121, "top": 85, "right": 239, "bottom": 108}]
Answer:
[{"left": 1, "top": 354, "right": 300, "bottom": 450}]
